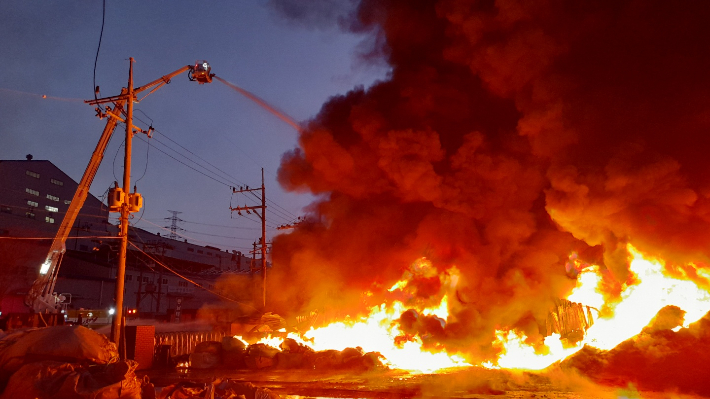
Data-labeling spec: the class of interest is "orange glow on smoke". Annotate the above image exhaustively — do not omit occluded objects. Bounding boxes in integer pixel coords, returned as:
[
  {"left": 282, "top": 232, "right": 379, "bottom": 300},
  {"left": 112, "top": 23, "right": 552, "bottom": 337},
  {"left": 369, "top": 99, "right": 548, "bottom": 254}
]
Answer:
[{"left": 242, "top": 247, "right": 710, "bottom": 373}]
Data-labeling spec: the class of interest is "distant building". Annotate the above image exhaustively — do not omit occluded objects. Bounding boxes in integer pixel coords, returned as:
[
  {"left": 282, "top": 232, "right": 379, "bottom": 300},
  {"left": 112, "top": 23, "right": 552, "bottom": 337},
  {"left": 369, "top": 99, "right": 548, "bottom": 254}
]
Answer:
[
  {"left": 0, "top": 158, "right": 255, "bottom": 321},
  {"left": 0, "top": 158, "right": 111, "bottom": 249}
]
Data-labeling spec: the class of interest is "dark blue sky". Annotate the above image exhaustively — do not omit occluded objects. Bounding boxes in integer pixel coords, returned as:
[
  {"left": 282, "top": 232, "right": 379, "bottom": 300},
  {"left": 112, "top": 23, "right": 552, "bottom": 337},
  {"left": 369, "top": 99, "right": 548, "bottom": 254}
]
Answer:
[{"left": 0, "top": 1, "right": 388, "bottom": 252}]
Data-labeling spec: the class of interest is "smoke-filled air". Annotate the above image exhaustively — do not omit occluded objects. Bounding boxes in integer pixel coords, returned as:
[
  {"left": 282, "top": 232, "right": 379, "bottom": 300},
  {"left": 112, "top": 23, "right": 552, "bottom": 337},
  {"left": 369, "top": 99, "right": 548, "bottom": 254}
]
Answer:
[{"left": 267, "top": 0, "right": 710, "bottom": 367}]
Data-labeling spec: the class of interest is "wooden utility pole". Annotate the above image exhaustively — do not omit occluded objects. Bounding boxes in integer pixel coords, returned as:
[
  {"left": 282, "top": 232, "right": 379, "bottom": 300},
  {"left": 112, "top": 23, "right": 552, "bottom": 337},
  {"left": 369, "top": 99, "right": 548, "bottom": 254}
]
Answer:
[
  {"left": 85, "top": 60, "right": 213, "bottom": 350},
  {"left": 251, "top": 241, "right": 257, "bottom": 276},
  {"left": 111, "top": 57, "right": 135, "bottom": 347},
  {"left": 230, "top": 169, "right": 267, "bottom": 308}
]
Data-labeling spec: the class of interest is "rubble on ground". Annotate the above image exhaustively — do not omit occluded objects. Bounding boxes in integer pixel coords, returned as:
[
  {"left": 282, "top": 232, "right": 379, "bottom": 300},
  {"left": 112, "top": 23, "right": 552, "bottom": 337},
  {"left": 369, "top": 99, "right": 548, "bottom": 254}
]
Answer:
[
  {"left": 158, "top": 380, "right": 279, "bottom": 399},
  {"left": 0, "top": 325, "right": 284, "bottom": 398},
  {"left": 0, "top": 326, "right": 152, "bottom": 399}
]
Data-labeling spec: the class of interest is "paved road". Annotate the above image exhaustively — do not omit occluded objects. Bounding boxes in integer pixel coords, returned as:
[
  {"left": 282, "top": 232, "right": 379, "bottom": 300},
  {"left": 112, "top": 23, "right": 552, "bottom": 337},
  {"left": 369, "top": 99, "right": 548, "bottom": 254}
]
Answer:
[{"left": 143, "top": 366, "right": 700, "bottom": 398}]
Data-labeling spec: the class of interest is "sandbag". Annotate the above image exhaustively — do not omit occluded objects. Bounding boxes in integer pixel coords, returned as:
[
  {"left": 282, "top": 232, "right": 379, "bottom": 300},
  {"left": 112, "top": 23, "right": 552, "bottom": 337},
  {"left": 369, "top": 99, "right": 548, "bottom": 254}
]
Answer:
[
  {"left": 189, "top": 352, "right": 220, "bottom": 369},
  {"left": 221, "top": 336, "right": 247, "bottom": 369},
  {"left": 0, "top": 360, "right": 146, "bottom": 399},
  {"left": 193, "top": 341, "right": 222, "bottom": 355},
  {"left": 221, "top": 336, "right": 246, "bottom": 352},
  {"left": 189, "top": 340, "right": 223, "bottom": 369},
  {"left": 244, "top": 344, "right": 279, "bottom": 369},
  {"left": 0, "top": 326, "right": 118, "bottom": 380}
]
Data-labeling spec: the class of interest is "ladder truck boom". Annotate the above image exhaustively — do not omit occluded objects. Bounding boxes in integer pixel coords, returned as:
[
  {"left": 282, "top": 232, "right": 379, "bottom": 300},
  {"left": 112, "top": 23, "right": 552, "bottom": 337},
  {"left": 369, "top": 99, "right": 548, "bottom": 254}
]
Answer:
[
  {"left": 26, "top": 101, "right": 126, "bottom": 312},
  {"left": 25, "top": 61, "right": 214, "bottom": 313}
]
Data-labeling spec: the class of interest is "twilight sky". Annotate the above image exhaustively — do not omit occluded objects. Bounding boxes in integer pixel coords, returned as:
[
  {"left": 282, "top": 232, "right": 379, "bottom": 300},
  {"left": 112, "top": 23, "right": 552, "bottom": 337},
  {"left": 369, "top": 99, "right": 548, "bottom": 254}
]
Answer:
[{"left": 0, "top": 1, "right": 388, "bottom": 252}]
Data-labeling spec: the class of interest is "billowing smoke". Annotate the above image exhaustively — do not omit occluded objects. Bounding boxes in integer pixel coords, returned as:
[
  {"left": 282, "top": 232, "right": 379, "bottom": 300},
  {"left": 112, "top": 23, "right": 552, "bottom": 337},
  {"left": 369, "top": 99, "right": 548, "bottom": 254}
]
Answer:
[{"left": 269, "top": 0, "right": 710, "bottom": 361}]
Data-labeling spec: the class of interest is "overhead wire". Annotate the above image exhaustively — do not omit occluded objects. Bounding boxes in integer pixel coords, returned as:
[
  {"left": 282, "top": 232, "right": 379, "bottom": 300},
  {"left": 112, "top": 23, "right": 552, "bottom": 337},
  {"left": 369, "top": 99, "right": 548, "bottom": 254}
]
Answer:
[
  {"left": 135, "top": 218, "right": 256, "bottom": 251},
  {"left": 0, "top": 88, "right": 84, "bottom": 103},
  {"left": 125, "top": 109, "right": 302, "bottom": 226},
  {"left": 93, "top": 0, "right": 106, "bottom": 111},
  {"left": 111, "top": 138, "right": 125, "bottom": 183},
  {"left": 247, "top": 191, "right": 295, "bottom": 222},
  {"left": 131, "top": 111, "right": 300, "bottom": 221},
  {"left": 128, "top": 241, "right": 259, "bottom": 310},
  {"left": 133, "top": 134, "right": 293, "bottom": 225},
  {"left": 234, "top": 189, "right": 293, "bottom": 224},
  {"left": 182, "top": 220, "right": 261, "bottom": 230},
  {"left": 132, "top": 113, "right": 247, "bottom": 189},
  {"left": 153, "top": 128, "right": 248, "bottom": 187},
  {"left": 133, "top": 135, "right": 233, "bottom": 187},
  {"left": 0, "top": 235, "right": 118, "bottom": 240},
  {"left": 135, "top": 140, "right": 151, "bottom": 184},
  {"left": 181, "top": 229, "right": 260, "bottom": 241}
]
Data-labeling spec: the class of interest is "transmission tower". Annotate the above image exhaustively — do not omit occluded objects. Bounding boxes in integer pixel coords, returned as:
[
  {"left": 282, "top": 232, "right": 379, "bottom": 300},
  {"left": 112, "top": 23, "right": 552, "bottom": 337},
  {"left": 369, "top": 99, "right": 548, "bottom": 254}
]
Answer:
[{"left": 165, "top": 210, "right": 183, "bottom": 240}]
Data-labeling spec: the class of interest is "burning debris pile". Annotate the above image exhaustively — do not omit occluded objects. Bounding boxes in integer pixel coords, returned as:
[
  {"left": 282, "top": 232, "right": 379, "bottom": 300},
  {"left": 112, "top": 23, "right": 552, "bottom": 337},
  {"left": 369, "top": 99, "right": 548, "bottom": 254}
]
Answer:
[
  {"left": 185, "top": 336, "right": 385, "bottom": 372},
  {"left": 545, "top": 299, "right": 595, "bottom": 343},
  {"left": 562, "top": 308, "right": 710, "bottom": 396}
]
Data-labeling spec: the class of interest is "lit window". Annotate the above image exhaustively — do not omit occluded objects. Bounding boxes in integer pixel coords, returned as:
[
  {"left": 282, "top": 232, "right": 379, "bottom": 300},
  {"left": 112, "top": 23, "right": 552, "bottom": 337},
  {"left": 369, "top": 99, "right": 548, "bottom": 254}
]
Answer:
[
  {"left": 26, "top": 211, "right": 35, "bottom": 219},
  {"left": 46, "top": 194, "right": 59, "bottom": 202},
  {"left": 27, "top": 200, "right": 38, "bottom": 208},
  {"left": 26, "top": 188, "right": 39, "bottom": 196},
  {"left": 45, "top": 216, "right": 54, "bottom": 223},
  {"left": 26, "top": 170, "right": 40, "bottom": 179},
  {"left": 50, "top": 178, "right": 63, "bottom": 186},
  {"left": 64, "top": 200, "right": 71, "bottom": 205},
  {"left": 45, "top": 205, "right": 58, "bottom": 212}
]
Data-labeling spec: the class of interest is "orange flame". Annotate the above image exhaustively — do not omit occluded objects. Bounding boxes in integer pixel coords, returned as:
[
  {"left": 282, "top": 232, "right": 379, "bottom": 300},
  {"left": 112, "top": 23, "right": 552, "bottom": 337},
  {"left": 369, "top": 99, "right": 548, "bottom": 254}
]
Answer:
[
  {"left": 242, "top": 246, "right": 710, "bottom": 373},
  {"left": 490, "top": 244, "right": 710, "bottom": 370},
  {"left": 250, "top": 259, "right": 470, "bottom": 373}
]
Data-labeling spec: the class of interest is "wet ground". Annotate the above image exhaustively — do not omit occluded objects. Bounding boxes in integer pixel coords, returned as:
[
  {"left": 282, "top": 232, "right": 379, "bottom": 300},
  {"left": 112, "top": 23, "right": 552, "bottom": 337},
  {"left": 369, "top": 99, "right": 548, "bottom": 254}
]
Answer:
[{"left": 142, "top": 366, "right": 704, "bottom": 398}]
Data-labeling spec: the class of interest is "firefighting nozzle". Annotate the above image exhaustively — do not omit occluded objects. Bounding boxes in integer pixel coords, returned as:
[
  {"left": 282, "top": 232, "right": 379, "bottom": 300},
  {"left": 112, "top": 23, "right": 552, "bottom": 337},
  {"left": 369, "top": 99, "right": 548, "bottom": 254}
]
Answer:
[{"left": 189, "top": 60, "right": 214, "bottom": 84}]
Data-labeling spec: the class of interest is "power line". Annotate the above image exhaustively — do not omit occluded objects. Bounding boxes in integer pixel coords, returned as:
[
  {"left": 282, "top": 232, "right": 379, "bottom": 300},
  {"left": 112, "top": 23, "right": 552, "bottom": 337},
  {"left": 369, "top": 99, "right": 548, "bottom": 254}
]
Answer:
[
  {"left": 181, "top": 229, "right": 258, "bottom": 241},
  {"left": 133, "top": 135, "right": 233, "bottom": 187},
  {"left": 154, "top": 128, "right": 248, "bottom": 187},
  {"left": 128, "top": 241, "right": 258, "bottom": 311},
  {"left": 132, "top": 113, "right": 247, "bottom": 189},
  {"left": 130, "top": 109, "right": 303, "bottom": 225},
  {"left": 179, "top": 219, "right": 260, "bottom": 230},
  {"left": 0, "top": 235, "right": 118, "bottom": 240},
  {"left": 135, "top": 218, "right": 255, "bottom": 251},
  {"left": 92, "top": 0, "right": 106, "bottom": 110}
]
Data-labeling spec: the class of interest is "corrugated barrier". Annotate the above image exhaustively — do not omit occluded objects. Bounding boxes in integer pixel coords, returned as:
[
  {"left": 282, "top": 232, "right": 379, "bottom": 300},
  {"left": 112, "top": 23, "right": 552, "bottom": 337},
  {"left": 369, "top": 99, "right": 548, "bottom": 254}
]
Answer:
[{"left": 154, "top": 330, "right": 227, "bottom": 358}]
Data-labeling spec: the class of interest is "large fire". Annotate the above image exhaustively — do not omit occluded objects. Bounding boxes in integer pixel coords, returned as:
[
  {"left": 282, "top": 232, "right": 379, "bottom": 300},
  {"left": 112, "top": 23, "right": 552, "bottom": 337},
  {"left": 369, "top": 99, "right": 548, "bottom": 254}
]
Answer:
[{"left": 247, "top": 245, "right": 710, "bottom": 374}]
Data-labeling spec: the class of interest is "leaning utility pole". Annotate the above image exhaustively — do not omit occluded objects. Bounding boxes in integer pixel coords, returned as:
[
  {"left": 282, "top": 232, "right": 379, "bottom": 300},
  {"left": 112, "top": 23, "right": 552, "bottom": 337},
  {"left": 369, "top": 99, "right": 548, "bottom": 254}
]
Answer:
[{"left": 230, "top": 169, "right": 267, "bottom": 308}]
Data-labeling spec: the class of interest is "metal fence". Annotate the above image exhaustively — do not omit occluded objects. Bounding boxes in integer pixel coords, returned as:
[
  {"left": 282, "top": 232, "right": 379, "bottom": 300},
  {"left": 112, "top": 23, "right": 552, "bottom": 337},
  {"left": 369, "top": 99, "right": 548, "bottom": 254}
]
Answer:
[{"left": 154, "top": 330, "right": 227, "bottom": 358}]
